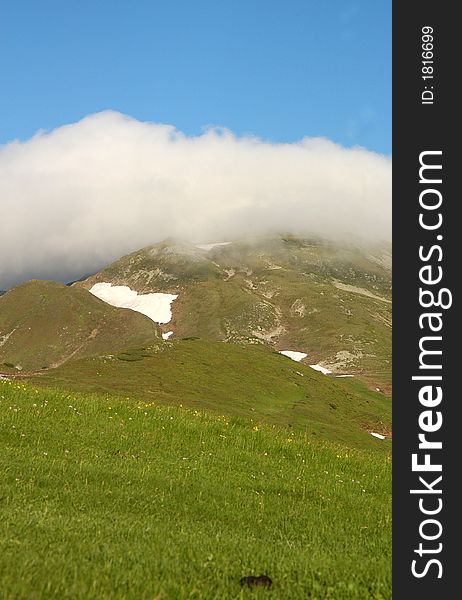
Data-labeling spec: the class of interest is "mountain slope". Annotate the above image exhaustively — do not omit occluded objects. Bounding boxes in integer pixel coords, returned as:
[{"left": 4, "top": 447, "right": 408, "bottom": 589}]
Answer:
[
  {"left": 0, "top": 280, "right": 160, "bottom": 373},
  {"left": 34, "top": 338, "right": 391, "bottom": 450},
  {"left": 79, "top": 236, "right": 392, "bottom": 389}
]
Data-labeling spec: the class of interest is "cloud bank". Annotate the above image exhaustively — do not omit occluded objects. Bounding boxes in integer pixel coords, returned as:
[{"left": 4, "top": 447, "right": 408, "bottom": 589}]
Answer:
[{"left": 0, "top": 111, "right": 391, "bottom": 289}]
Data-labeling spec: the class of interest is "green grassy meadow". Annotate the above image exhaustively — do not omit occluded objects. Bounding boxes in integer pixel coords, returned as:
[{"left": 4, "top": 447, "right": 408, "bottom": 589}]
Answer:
[
  {"left": 0, "top": 380, "right": 391, "bottom": 599},
  {"left": 33, "top": 339, "right": 391, "bottom": 450}
]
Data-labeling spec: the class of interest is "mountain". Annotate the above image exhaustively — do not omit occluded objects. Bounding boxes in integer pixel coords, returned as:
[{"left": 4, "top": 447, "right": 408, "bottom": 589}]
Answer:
[
  {"left": 79, "top": 235, "right": 392, "bottom": 390},
  {"left": 0, "top": 236, "right": 392, "bottom": 448},
  {"left": 0, "top": 280, "right": 159, "bottom": 373},
  {"left": 0, "top": 237, "right": 392, "bottom": 599}
]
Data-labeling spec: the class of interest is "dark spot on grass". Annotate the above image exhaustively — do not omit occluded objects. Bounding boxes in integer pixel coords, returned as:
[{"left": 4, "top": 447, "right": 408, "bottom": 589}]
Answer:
[
  {"left": 117, "top": 355, "right": 143, "bottom": 362},
  {"left": 240, "top": 574, "right": 272, "bottom": 589}
]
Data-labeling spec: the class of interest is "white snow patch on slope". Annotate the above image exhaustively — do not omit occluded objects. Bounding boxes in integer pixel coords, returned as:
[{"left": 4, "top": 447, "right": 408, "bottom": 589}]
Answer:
[
  {"left": 89, "top": 283, "right": 178, "bottom": 324},
  {"left": 162, "top": 331, "right": 173, "bottom": 340},
  {"left": 336, "top": 374, "right": 354, "bottom": 378},
  {"left": 279, "top": 350, "right": 307, "bottom": 362},
  {"left": 279, "top": 350, "right": 333, "bottom": 374},
  {"left": 196, "top": 242, "right": 232, "bottom": 251},
  {"left": 370, "top": 432, "right": 386, "bottom": 440},
  {"left": 309, "top": 364, "right": 332, "bottom": 375}
]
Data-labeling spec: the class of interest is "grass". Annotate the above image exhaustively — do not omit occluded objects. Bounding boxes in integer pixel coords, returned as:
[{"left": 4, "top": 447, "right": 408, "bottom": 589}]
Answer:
[
  {"left": 0, "top": 281, "right": 159, "bottom": 372},
  {"left": 0, "top": 380, "right": 391, "bottom": 599},
  {"left": 32, "top": 339, "right": 391, "bottom": 451}
]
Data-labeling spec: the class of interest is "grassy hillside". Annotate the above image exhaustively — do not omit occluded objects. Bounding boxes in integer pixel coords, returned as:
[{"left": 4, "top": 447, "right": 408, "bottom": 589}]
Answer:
[
  {"left": 0, "top": 380, "right": 391, "bottom": 599},
  {"left": 80, "top": 236, "right": 391, "bottom": 389},
  {"left": 32, "top": 338, "right": 391, "bottom": 450},
  {"left": 0, "top": 281, "right": 159, "bottom": 373}
]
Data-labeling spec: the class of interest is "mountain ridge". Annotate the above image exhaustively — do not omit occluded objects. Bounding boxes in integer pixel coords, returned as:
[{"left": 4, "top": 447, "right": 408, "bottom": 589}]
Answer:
[
  {"left": 0, "top": 280, "right": 160, "bottom": 373},
  {"left": 0, "top": 235, "right": 392, "bottom": 449},
  {"left": 77, "top": 235, "right": 392, "bottom": 389}
]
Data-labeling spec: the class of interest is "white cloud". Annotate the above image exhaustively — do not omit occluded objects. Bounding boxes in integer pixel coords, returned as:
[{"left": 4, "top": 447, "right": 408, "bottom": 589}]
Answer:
[{"left": 0, "top": 111, "right": 391, "bottom": 289}]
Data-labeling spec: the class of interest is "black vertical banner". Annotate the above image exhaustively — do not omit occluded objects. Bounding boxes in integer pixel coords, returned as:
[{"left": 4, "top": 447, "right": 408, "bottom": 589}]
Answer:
[{"left": 393, "top": 2, "right": 458, "bottom": 598}]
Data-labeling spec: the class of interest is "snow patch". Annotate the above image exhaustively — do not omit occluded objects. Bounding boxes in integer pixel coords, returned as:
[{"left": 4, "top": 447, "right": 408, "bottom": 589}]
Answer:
[
  {"left": 279, "top": 350, "right": 307, "bottom": 362},
  {"left": 196, "top": 242, "right": 232, "bottom": 251},
  {"left": 336, "top": 374, "right": 354, "bottom": 378},
  {"left": 89, "top": 283, "right": 178, "bottom": 324},
  {"left": 370, "top": 432, "right": 386, "bottom": 440},
  {"left": 162, "top": 331, "right": 173, "bottom": 340},
  {"left": 309, "top": 364, "right": 332, "bottom": 375}
]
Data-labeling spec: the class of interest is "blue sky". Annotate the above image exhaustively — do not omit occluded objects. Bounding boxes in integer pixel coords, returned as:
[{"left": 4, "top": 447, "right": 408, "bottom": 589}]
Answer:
[{"left": 0, "top": 0, "right": 391, "bottom": 153}]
